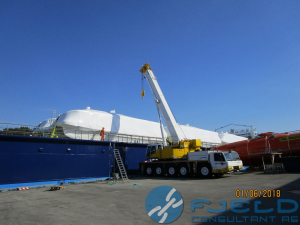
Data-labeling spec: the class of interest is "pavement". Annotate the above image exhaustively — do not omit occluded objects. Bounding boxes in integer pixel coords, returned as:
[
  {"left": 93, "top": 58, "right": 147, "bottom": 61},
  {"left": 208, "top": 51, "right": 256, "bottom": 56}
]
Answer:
[{"left": 1, "top": 171, "right": 300, "bottom": 225}]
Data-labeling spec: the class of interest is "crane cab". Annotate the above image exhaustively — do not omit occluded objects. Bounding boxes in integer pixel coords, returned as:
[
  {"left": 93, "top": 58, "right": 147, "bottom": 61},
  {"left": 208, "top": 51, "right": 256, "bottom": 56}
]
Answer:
[{"left": 146, "top": 144, "right": 163, "bottom": 158}]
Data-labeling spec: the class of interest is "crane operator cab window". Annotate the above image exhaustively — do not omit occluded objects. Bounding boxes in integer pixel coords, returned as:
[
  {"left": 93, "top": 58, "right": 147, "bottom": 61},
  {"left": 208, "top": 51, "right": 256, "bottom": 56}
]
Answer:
[
  {"left": 146, "top": 145, "right": 158, "bottom": 157},
  {"left": 214, "top": 153, "right": 226, "bottom": 162}
]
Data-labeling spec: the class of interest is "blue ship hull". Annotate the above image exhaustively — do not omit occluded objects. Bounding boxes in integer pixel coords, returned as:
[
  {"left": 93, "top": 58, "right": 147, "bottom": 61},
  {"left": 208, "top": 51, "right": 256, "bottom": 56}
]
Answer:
[{"left": 0, "top": 135, "right": 147, "bottom": 190}]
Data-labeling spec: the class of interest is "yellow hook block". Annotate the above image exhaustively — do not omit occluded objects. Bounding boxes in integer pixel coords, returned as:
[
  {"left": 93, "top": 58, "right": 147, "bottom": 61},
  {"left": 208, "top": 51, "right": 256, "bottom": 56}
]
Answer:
[{"left": 141, "top": 90, "right": 145, "bottom": 99}]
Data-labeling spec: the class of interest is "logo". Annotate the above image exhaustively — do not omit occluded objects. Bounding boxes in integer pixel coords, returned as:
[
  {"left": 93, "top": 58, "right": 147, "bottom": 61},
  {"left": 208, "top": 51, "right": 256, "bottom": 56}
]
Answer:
[{"left": 145, "top": 186, "right": 183, "bottom": 223}]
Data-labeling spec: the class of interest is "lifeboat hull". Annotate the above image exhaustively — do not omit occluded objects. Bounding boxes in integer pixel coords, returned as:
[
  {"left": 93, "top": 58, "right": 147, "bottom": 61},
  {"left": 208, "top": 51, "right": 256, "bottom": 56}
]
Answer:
[{"left": 214, "top": 132, "right": 300, "bottom": 166}]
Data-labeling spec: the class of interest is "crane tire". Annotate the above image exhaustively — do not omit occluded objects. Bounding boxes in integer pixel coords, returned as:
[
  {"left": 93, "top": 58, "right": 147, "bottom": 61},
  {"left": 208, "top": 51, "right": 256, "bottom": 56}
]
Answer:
[
  {"left": 178, "top": 164, "right": 189, "bottom": 177},
  {"left": 145, "top": 165, "right": 153, "bottom": 176},
  {"left": 167, "top": 165, "right": 178, "bottom": 177},
  {"left": 198, "top": 164, "right": 212, "bottom": 178},
  {"left": 155, "top": 165, "right": 163, "bottom": 176}
]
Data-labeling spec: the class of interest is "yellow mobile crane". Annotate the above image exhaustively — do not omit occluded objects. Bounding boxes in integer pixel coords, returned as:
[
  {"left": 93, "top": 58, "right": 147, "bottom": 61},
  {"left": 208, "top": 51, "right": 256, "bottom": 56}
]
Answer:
[{"left": 139, "top": 64, "right": 232, "bottom": 178}]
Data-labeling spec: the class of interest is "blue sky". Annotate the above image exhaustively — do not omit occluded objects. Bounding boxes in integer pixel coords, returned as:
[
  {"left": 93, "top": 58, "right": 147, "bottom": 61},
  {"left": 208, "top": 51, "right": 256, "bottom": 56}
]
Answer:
[{"left": 1, "top": 0, "right": 299, "bottom": 133}]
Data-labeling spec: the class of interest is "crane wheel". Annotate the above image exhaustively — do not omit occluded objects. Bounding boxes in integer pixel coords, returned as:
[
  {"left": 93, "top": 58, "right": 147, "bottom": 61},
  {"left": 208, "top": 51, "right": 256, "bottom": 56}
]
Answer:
[
  {"left": 155, "top": 165, "right": 163, "bottom": 176},
  {"left": 178, "top": 164, "right": 189, "bottom": 177},
  {"left": 167, "top": 165, "right": 178, "bottom": 177},
  {"left": 198, "top": 164, "right": 212, "bottom": 178},
  {"left": 145, "top": 165, "right": 153, "bottom": 176}
]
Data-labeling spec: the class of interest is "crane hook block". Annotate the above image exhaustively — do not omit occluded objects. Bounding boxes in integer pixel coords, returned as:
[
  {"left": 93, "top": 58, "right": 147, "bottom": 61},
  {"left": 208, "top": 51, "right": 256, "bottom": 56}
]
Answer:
[
  {"left": 141, "top": 90, "right": 145, "bottom": 99},
  {"left": 139, "top": 63, "right": 152, "bottom": 74}
]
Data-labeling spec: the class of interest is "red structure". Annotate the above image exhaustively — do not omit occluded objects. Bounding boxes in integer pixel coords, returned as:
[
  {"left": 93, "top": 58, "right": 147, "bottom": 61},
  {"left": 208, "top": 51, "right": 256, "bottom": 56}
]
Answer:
[{"left": 213, "top": 132, "right": 300, "bottom": 166}]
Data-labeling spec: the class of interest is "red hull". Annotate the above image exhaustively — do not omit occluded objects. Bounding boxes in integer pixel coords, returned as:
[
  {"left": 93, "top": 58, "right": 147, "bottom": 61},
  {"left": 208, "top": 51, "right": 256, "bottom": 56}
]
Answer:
[{"left": 213, "top": 132, "right": 300, "bottom": 166}]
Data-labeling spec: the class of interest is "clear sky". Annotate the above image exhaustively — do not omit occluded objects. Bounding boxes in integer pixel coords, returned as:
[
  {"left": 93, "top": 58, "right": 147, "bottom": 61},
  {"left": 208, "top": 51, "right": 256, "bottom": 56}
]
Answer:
[{"left": 1, "top": 0, "right": 299, "bottom": 134}]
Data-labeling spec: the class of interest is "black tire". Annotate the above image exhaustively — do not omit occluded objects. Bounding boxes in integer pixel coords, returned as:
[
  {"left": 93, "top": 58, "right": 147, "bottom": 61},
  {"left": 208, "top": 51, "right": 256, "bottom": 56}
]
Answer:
[
  {"left": 198, "top": 164, "right": 212, "bottom": 178},
  {"left": 155, "top": 165, "right": 163, "bottom": 176},
  {"left": 144, "top": 165, "right": 153, "bottom": 176},
  {"left": 178, "top": 164, "right": 189, "bottom": 177},
  {"left": 167, "top": 165, "right": 178, "bottom": 177}
]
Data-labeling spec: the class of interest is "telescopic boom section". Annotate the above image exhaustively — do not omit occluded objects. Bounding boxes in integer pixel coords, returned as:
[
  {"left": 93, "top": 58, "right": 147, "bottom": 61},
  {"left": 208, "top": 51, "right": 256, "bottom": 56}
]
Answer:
[{"left": 140, "top": 63, "right": 186, "bottom": 143}]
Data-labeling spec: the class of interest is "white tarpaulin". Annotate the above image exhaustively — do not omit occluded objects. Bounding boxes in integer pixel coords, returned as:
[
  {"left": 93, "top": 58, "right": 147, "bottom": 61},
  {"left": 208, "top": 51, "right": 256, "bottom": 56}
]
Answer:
[
  {"left": 40, "top": 107, "right": 247, "bottom": 145},
  {"left": 173, "top": 125, "right": 222, "bottom": 144},
  {"left": 218, "top": 131, "right": 247, "bottom": 144},
  {"left": 56, "top": 108, "right": 166, "bottom": 140}
]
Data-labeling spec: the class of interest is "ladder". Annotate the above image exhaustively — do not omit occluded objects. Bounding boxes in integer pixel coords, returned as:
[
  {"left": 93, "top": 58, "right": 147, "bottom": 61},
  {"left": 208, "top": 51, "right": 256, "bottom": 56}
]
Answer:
[
  {"left": 50, "top": 109, "right": 57, "bottom": 138},
  {"left": 113, "top": 149, "right": 129, "bottom": 182},
  {"left": 51, "top": 109, "right": 56, "bottom": 122}
]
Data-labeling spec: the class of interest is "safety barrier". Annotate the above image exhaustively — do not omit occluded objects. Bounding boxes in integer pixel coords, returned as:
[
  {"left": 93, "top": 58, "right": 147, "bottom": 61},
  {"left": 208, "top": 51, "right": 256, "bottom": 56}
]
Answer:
[{"left": 0, "top": 122, "right": 221, "bottom": 147}]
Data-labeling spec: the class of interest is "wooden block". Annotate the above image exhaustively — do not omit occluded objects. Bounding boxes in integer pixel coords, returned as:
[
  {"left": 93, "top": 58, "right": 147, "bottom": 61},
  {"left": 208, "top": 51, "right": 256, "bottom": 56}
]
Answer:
[{"left": 50, "top": 186, "right": 65, "bottom": 191}]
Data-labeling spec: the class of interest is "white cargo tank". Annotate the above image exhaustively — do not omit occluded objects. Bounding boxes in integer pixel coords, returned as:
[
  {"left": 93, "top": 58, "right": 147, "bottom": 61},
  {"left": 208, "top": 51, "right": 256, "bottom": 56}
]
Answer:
[
  {"left": 56, "top": 107, "right": 166, "bottom": 143},
  {"left": 166, "top": 124, "right": 222, "bottom": 147},
  {"left": 218, "top": 131, "right": 248, "bottom": 144},
  {"left": 33, "top": 118, "right": 56, "bottom": 133},
  {"left": 37, "top": 108, "right": 247, "bottom": 145}
]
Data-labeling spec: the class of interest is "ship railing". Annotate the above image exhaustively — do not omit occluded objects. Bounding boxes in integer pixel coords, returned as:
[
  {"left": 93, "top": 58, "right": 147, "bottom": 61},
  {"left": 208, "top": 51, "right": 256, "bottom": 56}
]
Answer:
[
  {"left": 63, "top": 129, "right": 163, "bottom": 144},
  {"left": 281, "top": 130, "right": 300, "bottom": 134},
  {"left": 0, "top": 122, "right": 37, "bottom": 137},
  {"left": 0, "top": 122, "right": 163, "bottom": 144},
  {"left": 0, "top": 122, "right": 222, "bottom": 146}
]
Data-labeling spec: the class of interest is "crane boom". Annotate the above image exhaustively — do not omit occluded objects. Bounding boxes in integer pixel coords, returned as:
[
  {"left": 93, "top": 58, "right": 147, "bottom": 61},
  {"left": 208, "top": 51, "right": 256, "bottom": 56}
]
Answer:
[{"left": 140, "top": 63, "right": 186, "bottom": 143}]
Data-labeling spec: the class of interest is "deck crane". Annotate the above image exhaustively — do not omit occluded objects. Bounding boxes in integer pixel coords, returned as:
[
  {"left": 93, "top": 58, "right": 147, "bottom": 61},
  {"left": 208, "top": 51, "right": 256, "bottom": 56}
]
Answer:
[{"left": 139, "top": 63, "right": 241, "bottom": 178}]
